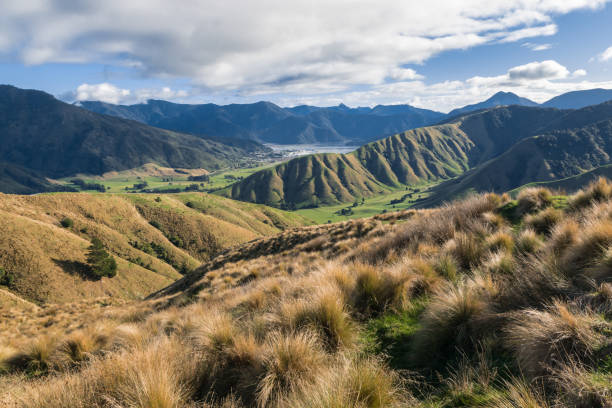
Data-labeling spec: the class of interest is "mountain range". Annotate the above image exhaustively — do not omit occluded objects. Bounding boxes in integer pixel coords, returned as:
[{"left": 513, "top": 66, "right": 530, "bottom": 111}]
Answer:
[
  {"left": 0, "top": 85, "right": 267, "bottom": 193},
  {"left": 221, "top": 101, "right": 612, "bottom": 208},
  {"left": 79, "top": 89, "right": 612, "bottom": 146},
  {"left": 79, "top": 99, "right": 446, "bottom": 145}
]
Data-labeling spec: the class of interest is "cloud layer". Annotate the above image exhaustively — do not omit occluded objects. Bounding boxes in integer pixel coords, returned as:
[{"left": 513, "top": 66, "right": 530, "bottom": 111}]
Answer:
[{"left": 1, "top": 0, "right": 609, "bottom": 96}]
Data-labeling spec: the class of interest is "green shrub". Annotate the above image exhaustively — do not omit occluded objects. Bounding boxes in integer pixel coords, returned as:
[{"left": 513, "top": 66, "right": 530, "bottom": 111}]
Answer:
[
  {"left": 60, "top": 217, "right": 74, "bottom": 228},
  {"left": 0, "top": 267, "right": 15, "bottom": 287},
  {"left": 86, "top": 238, "right": 117, "bottom": 279}
]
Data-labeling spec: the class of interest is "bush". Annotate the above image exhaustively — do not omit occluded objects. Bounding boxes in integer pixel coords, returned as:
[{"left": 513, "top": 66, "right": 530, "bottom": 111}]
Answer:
[
  {"left": 86, "top": 238, "right": 118, "bottom": 279},
  {"left": 0, "top": 266, "right": 15, "bottom": 287},
  {"left": 60, "top": 217, "right": 74, "bottom": 228}
]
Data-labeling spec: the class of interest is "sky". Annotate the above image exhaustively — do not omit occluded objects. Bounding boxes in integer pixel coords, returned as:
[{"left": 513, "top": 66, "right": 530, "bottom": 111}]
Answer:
[{"left": 2, "top": 0, "right": 612, "bottom": 113}]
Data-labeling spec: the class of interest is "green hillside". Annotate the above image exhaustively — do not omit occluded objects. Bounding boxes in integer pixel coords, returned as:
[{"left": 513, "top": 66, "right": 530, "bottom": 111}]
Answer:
[
  {"left": 220, "top": 106, "right": 569, "bottom": 208},
  {"left": 222, "top": 103, "right": 612, "bottom": 210},
  {"left": 0, "top": 85, "right": 267, "bottom": 190}
]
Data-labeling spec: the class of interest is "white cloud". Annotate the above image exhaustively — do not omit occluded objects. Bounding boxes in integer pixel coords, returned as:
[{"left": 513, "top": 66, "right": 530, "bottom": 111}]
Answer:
[
  {"left": 72, "top": 83, "right": 188, "bottom": 105},
  {"left": 0, "top": 0, "right": 608, "bottom": 95},
  {"left": 75, "top": 83, "right": 130, "bottom": 105},
  {"left": 599, "top": 46, "right": 612, "bottom": 61},
  {"left": 522, "top": 42, "right": 552, "bottom": 51},
  {"left": 387, "top": 68, "right": 424, "bottom": 81},
  {"left": 269, "top": 60, "right": 602, "bottom": 112},
  {"left": 507, "top": 60, "right": 569, "bottom": 80}
]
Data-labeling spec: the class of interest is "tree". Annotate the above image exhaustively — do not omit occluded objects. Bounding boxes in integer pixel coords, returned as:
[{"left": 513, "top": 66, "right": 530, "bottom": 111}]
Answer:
[
  {"left": 60, "top": 217, "right": 74, "bottom": 228},
  {"left": 86, "top": 238, "right": 117, "bottom": 279}
]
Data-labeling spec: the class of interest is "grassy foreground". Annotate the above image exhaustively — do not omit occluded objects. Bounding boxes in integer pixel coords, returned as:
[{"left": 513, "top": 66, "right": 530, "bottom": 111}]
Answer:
[{"left": 1, "top": 179, "right": 612, "bottom": 407}]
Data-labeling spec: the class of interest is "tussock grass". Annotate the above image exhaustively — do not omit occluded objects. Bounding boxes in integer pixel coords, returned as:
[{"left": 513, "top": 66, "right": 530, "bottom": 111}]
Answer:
[
  {"left": 411, "top": 274, "right": 498, "bottom": 366},
  {"left": 504, "top": 301, "right": 607, "bottom": 378},
  {"left": 278, "top": 288, "right": 354, "bottom": 350},
  {"left": 257, "top": 331, "right": 325, "bottom": 407},
  {"left": 516, "top": 187, "right": 553, "bottom": 215},
  {"left": 569, "top": 177, "right": 612, "bottom": 210},
  {"left": 7, "top": 178, "right": 612, "bottom": 407},
  {"left": 525, "top": 207, "right": 563, "bottom": 235}
]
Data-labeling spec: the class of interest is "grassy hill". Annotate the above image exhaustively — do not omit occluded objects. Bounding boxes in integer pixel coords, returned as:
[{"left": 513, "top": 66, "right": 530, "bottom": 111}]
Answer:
[
  {"left": 2, "top": 180, "right": 611, "bottom": 407},
  {"left": 0, "top": 85, "right": 267, "bottom": 191},
  {"left": 0, "top": 192, "right": 309, "bottom": 304},
  {"left": 221, "top": 106, "right": 569, "bottom": 208},
  {"left": 223, "top": 102, "right": 612, "bottom": 210}
]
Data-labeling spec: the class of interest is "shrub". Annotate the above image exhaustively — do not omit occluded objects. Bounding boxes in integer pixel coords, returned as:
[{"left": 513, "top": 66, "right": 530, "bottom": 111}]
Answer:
[
  {"left": 0, "top": 266, "right": 15, "bottom": 287},
  {"left": 86, "top": 238, "right": 118, "bottom": 279},
  {"left": 60, "top": 217, "right": 74, "bottom": 228},
  {"left": 516, "top": 187, "right": 553, "bottom": 215}
]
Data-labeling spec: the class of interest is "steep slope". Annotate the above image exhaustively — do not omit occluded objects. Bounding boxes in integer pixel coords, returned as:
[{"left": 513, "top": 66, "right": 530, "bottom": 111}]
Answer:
[
  {"left": 0, "top": 85, "right": 265, "bottom": 183},
  {"left": 222, "top": 106, "right": 568, "bottom": 208},
  {"left": 0, "top": 192, "right": 309, "bottom": 304},
  {"left": 4, "top": 185, "right": 612, "bottom": 407},
  {"left": 447, "top": 91, "right": 538, "bottom": 117},
  {"left": 80, "top": 99, "right": 445, "bottom": 144},
  {"left": 542, "top": 88, "right": 612, "bottom": 109},
  {"left": 225, "top": 153, "right": 390, "bottom": 207},
  {"left": 421, "top": 118, "right": 612, "bottom": 206},
  {"left": 0, "top": 162, "right": 75, "bottom": 194}
]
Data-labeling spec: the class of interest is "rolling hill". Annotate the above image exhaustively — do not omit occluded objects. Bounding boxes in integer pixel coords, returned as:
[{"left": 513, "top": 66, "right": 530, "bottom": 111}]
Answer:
[
  {"left": 0, "top": 192, "right": 309, "bottom": 304},
  {"left": 220, "top": 105, "right": 571, "bottom": 207},
  {"left": 220, "top": 101, "right": 612, "bottom": 209},
  {"left": 3, "top": 183, "right": 611, "bottom": 407},
  {"left": 0, "top": 85, "right": 266, "bottom": 191},
  {"left": 79, "top": 99, "right": 446, "bottom": 144}
]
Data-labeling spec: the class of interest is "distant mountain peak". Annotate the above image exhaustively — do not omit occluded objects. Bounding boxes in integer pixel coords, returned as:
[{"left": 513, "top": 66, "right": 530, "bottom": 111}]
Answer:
[{"left": 448, "top": 91, "right": 538, "bottom": 117}]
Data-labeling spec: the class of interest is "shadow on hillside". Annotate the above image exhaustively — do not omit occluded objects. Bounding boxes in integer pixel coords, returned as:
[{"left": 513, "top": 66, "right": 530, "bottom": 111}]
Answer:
[{"left": 52, "top": 259, "right": 100, "bottom": 281}]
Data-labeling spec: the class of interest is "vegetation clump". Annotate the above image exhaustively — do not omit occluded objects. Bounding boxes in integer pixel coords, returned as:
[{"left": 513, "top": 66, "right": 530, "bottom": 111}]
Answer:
[{"left": 86, "top": 238, "right": 117, "bottom": 279}]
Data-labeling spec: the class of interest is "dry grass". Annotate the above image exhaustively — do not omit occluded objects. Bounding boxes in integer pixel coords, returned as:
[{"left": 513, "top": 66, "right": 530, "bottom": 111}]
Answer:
[
  {"left": 5, "top": 179, "right": 612, "bottom": 407},
  {"left": 516, "top": 187, "right": 553, "bottom": 215},
  {"left": 504, "top": 301, "right": 607, "bottom": 377}
]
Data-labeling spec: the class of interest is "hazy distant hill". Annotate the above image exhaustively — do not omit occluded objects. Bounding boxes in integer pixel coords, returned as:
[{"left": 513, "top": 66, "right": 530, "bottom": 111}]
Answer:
[
  {"left": 80, "top": 99, "right": 446, "bottom": 144},
  {"left": 542, "top": 88, "right": 612, "bottom": 109},
  {"left": 447, "top": 91, "right": 539, "bottom": 117},
  {"left": 0, "top": 85, "right": 265, "bottom": 187}
]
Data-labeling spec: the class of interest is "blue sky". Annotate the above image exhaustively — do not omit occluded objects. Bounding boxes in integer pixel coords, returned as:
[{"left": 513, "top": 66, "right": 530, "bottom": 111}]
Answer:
[{"left": 1, "top": 0, "right": 612, "bottom": 112}]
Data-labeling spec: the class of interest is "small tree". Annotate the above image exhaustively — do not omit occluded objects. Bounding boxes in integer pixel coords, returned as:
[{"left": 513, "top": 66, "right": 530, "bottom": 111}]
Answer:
[
  {"left": 60, "top": 217, "right": 74, "bottom": 228},
  {"left": 86, "top": 238, "right": 117, "bottom": 279}
]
